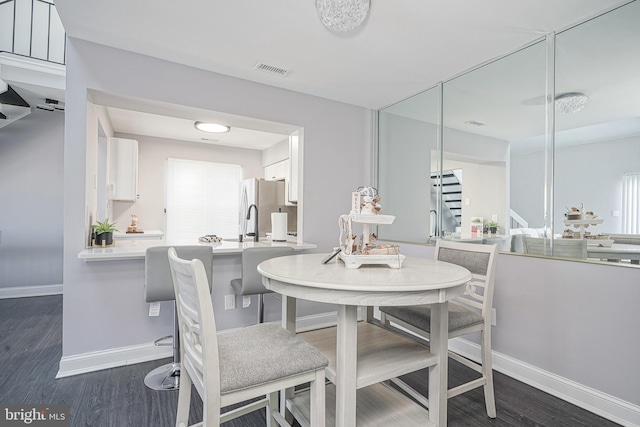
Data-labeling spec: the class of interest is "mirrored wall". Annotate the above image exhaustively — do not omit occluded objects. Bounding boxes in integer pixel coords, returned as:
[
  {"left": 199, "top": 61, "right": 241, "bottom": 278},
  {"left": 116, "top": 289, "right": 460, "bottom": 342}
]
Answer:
[{"left": 377, "top": 1, "right": 640, "bottom": 266}]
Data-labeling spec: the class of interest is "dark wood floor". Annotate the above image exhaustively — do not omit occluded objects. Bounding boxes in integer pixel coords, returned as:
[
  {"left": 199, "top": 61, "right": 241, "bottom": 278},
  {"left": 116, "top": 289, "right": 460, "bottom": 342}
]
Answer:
[{"left": 0, "top": 295, "right": 620, "bottom": 426}]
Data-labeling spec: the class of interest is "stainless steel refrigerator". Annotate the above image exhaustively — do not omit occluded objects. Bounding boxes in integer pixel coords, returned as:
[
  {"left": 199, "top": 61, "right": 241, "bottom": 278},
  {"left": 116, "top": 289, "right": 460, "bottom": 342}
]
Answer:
[{"left": 239, "top": 178, "right": 296, "bottom": 238}]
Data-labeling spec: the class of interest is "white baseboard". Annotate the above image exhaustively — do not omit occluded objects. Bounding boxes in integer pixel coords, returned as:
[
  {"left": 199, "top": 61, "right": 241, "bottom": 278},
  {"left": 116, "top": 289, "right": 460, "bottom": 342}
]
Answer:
[
  {"left": 55, "top": 309, "right": 353, "bottom": 379},
  {"left": 449, "top": 337, "right": 640, "bottom": 427},
  {"left": 0, "top": 284, "right": 63, "bottom": 299},
  {"left": 57, "top": 342, "right": 173, "bottom": 378}
]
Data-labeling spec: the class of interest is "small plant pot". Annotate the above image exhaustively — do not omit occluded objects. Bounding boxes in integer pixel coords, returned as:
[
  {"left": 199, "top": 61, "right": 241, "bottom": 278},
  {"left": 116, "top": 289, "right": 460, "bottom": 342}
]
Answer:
[
  {"left": 95, "top": 231, "right": 113, "bottom": 246},
  {"left": 489, "top": 226, "right": 497, "bottom": 234}
]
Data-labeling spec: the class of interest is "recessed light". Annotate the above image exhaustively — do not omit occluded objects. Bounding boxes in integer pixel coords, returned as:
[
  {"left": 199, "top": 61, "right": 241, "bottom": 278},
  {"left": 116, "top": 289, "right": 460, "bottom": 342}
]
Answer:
[{"left": 194, "top": 121, "right": 230, "bottom": 133}]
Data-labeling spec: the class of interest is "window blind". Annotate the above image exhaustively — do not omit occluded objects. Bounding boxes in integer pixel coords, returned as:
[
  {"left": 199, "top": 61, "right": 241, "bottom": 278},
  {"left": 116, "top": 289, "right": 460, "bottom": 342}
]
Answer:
[{"left": 166, "top": 158, "right": 242, "bottom": 241}]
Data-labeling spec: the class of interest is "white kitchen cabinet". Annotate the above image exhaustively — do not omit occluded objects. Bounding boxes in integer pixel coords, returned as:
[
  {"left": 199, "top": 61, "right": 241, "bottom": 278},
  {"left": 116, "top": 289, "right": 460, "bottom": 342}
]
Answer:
[
  {"left": 264, "top": 159, "right": 288, "bottom": 181},
  {"left": 108, "top": 137, "right": 138, "bottom": 202},
  {"left": 288, "top": 132, "right": 299, "bottom": 204}
]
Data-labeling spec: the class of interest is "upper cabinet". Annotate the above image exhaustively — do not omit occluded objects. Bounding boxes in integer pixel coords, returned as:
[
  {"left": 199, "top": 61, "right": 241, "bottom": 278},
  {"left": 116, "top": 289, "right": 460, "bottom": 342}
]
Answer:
[
  {"left": 288, "top": 131, "right": 300, "bottom": 204},
  {"left": 264, "top": 159, "right": 289, "bottom": 181},
  {"left": 108, "top": 137, "right": 138, "bottom": 202},
  {"left": 263, "top": 131, "right": 300, "bottom": 206}
]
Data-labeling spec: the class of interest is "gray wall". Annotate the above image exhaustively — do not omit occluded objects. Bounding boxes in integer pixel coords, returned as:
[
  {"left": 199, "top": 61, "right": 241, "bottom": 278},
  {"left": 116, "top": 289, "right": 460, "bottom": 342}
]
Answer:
[
  {"left": 0, "top": 109, "right": 64, "bottom": 288},
  {"left": 399, "top": 242, "right": 640, "bottom": 407},
  {"left": 63, "top": 38, "right": 373, "bottom": 356},
  {"left": 511, "top": 135, "right": 640, "bottom": 231}
]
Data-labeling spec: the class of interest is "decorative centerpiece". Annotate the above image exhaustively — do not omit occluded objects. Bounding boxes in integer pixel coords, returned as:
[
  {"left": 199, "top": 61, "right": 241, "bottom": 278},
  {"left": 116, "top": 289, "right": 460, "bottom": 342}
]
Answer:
[
  {"left": 337, "top": 186, "right": 405, "bottom": 269},
  {"left": 126, "top": 214, "right": 143, "bottom": 233},
  {"left": 562, "top": 203, "right": 604, "bottom": 238}
]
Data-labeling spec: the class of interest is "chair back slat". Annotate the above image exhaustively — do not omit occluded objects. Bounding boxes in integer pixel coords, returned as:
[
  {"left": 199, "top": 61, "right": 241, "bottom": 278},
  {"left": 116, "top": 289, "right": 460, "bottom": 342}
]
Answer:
[{"left": 168, "top": 247, "right": 222, "bottom": 422}]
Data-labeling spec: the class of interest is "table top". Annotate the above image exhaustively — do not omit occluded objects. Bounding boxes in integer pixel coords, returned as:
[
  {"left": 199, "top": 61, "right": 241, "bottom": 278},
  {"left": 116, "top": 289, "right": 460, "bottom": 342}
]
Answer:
[{"left": 258, "top": 253, "right": 471, "bottom": 292}]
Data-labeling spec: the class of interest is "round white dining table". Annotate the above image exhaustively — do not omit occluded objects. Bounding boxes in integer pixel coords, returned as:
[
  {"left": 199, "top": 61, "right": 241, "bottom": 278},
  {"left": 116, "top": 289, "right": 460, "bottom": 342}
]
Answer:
[{"left": 259, "top": 253, "right": 472, "bottom": 427}]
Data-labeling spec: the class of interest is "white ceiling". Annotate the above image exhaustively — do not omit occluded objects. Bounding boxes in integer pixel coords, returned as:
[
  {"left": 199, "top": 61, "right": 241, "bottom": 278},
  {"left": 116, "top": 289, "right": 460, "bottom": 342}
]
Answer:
[
  {"left": 381, "top": 1, "right": 640, "bottom": 153},
  {"left": 48, "top": 0, "right": 636, "bottom": 150},
  {"left": 54, "top": 0, "right": 629, "bottom": 110},
  {"left": 106, "top": 107, "right": 290, "bottom": 150}
]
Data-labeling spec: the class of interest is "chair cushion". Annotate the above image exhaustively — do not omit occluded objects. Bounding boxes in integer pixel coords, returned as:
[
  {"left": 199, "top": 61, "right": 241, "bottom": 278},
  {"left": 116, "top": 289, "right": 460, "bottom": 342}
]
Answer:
[
  {"left": 381, "top": 303, "right": 484, "bottom": 334},
  {"left": 217, "top": 323, "right": 328, "bottom": 394}
]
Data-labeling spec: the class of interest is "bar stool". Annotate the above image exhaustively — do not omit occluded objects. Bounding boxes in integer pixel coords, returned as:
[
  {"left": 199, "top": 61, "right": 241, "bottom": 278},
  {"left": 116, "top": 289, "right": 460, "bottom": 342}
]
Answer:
[
  {"left": 230, "top": 247, "right": 294, "bottom": 323},
  {"left": 144, "top": 245, "right": 213, "bottom": 390}
]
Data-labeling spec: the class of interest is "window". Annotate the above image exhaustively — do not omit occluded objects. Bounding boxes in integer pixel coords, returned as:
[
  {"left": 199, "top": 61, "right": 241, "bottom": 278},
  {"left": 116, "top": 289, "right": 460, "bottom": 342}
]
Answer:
[
  {"left": 165, "top": 158, "right": 242, "bottom": 241},
  {"left": 622, "top": 173, "right": 639, "bottom": 234}
]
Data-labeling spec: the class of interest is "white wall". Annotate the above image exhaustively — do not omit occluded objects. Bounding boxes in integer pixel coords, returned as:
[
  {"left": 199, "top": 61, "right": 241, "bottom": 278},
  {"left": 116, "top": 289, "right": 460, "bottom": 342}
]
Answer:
[
  {"left": 443, "top": 159, "right": 507, "bottom": 235},
  {"left": 63, "top": 38, "right": 373, "bottom": 357},
  {"left": 0, "top": 109, "right": 64, "bottom": 288},
  {"left": 109, "top": 132, "right": 264, "bottom": 232}
]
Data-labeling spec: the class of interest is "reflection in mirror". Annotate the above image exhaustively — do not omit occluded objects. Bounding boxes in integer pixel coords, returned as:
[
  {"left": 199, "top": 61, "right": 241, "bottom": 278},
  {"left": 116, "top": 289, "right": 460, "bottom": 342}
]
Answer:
[
  {"left": 377, "top": 1, "right": 640, "bottom": 266},
  {"left": 378, "top": 86, "right": 439, "bottom": 244},
  {"left": 552, "top": 1, "right": 640, "bottom": 265},
  {"left": 442, "top": 40, "right": 546, "bottom": 250}
]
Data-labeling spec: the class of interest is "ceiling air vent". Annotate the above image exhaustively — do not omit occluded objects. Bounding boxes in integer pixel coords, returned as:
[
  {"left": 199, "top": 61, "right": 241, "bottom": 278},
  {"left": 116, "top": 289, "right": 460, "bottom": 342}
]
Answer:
[{"left": 253, "top": 61, "right": 291, "bottom": 77}]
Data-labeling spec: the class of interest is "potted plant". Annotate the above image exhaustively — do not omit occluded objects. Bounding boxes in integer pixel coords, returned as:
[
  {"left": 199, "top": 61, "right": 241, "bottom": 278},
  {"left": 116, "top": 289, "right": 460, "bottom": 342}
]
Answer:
[
  {"left": 488, "top": 221, "right": 498, "bottom": 234},
  {"left": 92, "top": 218, "right": 118, "bottom": 246}
]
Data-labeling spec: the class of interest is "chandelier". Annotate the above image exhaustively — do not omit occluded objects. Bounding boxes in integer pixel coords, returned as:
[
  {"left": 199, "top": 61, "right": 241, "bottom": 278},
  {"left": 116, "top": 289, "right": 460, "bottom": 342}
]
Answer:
[
  {"left": 554, "top": 92, "right": 589, "bottom": 114},
  {"left": 315, "top": 0, "right": 370, "bottom": 32}
]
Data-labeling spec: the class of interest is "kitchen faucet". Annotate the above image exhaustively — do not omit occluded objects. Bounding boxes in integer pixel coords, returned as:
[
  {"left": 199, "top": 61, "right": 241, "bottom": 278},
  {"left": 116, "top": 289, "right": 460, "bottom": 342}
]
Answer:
[{"left": 246, "top": 204, "right": 259, "bottom": 242}]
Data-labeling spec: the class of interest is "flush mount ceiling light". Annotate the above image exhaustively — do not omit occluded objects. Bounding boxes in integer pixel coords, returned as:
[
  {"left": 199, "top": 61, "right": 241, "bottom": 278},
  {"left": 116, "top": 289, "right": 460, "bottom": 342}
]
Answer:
[
  {"left": 316, "top": 0, "right": 370, "bottom": 32},
  {"left": 555, "top": 92, "right": 589, "bottom": 114},
  {"left": 194, "top": 121, "right": 230, "bottom": 133}
]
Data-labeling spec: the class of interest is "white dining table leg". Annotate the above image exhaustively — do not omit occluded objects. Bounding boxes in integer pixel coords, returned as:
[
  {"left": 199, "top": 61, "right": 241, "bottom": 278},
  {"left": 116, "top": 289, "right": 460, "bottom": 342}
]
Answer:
[
  {"left": 429, "top": 301, "right": 448, "bottom": 426},
  {"left": 335, "top": 304, "right": 358, "bottom": 427},
  {"left": 281, "top": 295, "right": 297, "bottom": 422}
]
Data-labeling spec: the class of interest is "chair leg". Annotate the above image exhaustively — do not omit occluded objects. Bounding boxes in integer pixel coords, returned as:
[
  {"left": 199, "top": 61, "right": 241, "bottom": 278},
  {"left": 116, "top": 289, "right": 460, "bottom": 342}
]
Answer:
[
  {"left": 481, "top": 328, "right": 497, "bottom": 418},
  {"left": 144, "top": 303, "right": 181, "bottom": 391},
  {"left": 309, "top": 369, "right": 326, "bottom": 427},
  {"left": 266, "top": 391, "right": 278, "bottom": 427},
  {"left": 175, "top": 365, "right": 192, "bottom": 427}
]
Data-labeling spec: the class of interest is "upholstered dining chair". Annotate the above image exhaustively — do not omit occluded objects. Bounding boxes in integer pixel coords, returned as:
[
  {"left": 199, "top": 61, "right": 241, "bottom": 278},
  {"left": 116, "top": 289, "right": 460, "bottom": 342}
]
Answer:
[
  {"left": 167, "top": 248, "right": 328, "bottom": 427},
  {"left": 230, "top": 246, "right": 294, "bottom": 324},
  {"left": 380, "top": 239, "right": 499, "bottom": 418},
  {"left": 523, "top": 236, "right": 587, "bottom": 259}
]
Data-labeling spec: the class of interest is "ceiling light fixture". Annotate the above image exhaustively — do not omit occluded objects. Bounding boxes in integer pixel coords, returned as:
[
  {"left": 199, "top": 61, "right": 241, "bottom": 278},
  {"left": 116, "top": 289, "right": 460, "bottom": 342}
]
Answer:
[
  {"left": 315, "top": 0, "right": 370, "bottom": 32},
  {"left": 194, "top": 121, "right": 230, "bottom": 133},
  {"left": 555, "top": 92, "right": 589, "bottom": 114}
]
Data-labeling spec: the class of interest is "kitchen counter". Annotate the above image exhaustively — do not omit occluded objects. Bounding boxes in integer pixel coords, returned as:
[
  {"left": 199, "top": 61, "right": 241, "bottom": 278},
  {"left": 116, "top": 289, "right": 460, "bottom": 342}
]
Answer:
[{"left": 78, "top": 238, "right": 317, "bottom": 262}]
